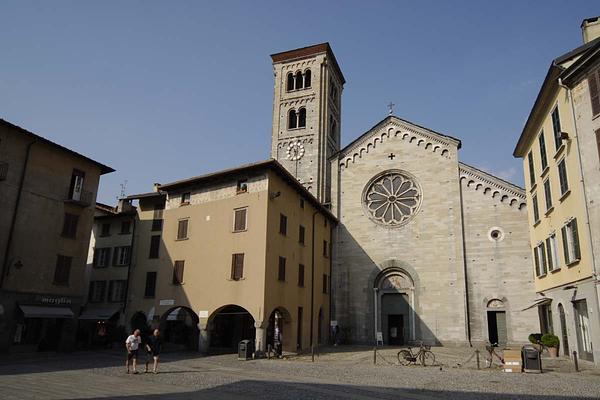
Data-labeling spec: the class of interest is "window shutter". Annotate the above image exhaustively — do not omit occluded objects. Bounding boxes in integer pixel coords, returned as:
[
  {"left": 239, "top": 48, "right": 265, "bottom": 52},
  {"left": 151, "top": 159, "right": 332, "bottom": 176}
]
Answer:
[
  {"left": 561, "top": 226, "right": 569, "bottom": 263},
  {"left": 533, "top": 247, "right": 540, "bottom": 277},
  {"left": 93, "top": 249, "right": 99, "bottom": 267},
  {"left": 572, "top": 219, "right": 581, "bottom": 260},
  {"left": 112, "top": 247, "right": 119, "bottom": 266},
  {"left": 545, "top": 238, "right": 553, "bottom": 271},
  {"left": 589, "top": 70, "right": 600, "bottom": 116},
  {"left": 234, "top": 209, "right": 246, "bottom": 231},
  {"left": 596, "top": 129, "right": 600, "bottom": 164},
  {"left": 173, "top": 261, "right": 184, "bottom": 284},
  {"left": 540, "top": 244, "right": 547, "bottom": 274}
]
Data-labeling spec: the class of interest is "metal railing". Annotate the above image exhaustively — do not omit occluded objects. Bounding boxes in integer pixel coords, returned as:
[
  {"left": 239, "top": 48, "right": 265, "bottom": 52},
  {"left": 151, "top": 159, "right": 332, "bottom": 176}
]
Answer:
[{"left": 65, "top": 189, "right": 93, "bottom": 207}]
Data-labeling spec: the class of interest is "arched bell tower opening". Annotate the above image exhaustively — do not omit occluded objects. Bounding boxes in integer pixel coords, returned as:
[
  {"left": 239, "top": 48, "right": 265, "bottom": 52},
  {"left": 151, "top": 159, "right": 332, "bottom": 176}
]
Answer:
[
  {"left": 270, "top": 43, "right": 345, "bottom": 203},
  {"left": 373, "top": 268, "right": 416, "bottom": 345}
]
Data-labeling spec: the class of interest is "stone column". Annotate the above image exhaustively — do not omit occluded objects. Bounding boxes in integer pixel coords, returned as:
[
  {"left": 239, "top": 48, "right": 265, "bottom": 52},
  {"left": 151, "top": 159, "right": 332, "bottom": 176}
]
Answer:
[
  {"left": 254, "top": 320, "right": 267, "bottom": 355},
  {"left": 198, "top": 318, "right": 210, "bottom": 355}
]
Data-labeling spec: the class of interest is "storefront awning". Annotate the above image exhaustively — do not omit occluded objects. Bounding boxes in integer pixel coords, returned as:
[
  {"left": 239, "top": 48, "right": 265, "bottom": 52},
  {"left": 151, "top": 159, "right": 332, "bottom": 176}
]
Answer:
[
  {"left": 19, "top": 305, "right": 74, "bottom": 319},
  {"left": 79, "top": 307, "right": 120, "bottom": 320},
  {"left": 521, "top": 298, "right": 552, "bottom": 311}
]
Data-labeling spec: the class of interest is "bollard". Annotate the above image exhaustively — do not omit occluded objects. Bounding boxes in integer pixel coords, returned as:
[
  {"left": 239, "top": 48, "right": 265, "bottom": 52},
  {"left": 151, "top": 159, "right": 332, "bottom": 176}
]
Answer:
[
  {"left": 373, "top": 347, "right": 377, "bottom": 365},
  {"left": 475, "top": 349, "right": 480, "bottom": 370},
  {"left": 573, "top": 351, "right": 579, "bottom": 372},
  {"left": 311, "top": 345, "right": 315, "bottom": 362}
]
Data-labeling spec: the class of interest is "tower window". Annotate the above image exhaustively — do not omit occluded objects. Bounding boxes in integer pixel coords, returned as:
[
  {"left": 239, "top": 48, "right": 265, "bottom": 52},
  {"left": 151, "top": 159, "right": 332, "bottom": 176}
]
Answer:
[
  {"left": 298, "top": 108, "right": 306, "bottom": 128},
  {"left": 304, "top": 69, "right": 311, "bottom": 88},
  {"left": 329, "top": 115, "right": 337, "bottom": 138},
  {"left": 288, "top": 109, "right": 298, "bottom": 129},
  {"left": 287, "top": 73, "right": 294, "bottom": 91},
  {"left": 295, "top": 71, "right": 303, "bottom": 90}
]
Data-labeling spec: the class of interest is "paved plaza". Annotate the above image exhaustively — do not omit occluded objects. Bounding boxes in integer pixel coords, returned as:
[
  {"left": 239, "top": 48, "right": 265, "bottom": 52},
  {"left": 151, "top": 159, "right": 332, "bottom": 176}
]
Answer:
[{"left": 0, "top": 346, "right": 598, "bottom": 399}]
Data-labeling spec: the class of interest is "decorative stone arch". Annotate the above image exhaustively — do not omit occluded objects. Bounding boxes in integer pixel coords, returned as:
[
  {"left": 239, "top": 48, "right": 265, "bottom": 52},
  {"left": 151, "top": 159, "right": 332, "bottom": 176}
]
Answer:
[
  {"left": 159, "top": 306, "right": 200, "bottom": 350},
  {"left": 482, "top": 296, "right": 511, "bottom": 345},
  {"left": 369, "top": 260, "right": 420, "bottom": 344}
]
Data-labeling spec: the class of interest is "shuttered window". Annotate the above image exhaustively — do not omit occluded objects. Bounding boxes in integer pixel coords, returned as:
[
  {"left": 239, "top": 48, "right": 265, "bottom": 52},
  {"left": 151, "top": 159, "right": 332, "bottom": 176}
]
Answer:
[
  {"left": 299, "top": 225, "right": 305, "bottom": 245},
  {"left": 177, "top": 219, "right": 189, "bottom": 240},
  {"left": 149, "top": 235, "right": 160, "bottom": 259},
  {"left": 173, "top": 260, "right": 185, "bottom": 284},
  {"left": 231, "top": 253, "right": 244, "bottom": 280},
  {"left": 562, "top": 219, "right": 581, "bottom": 265},
  {"left": 93, "top": 247, "right": 111, "bottom": 268},
  {"left": 527, "top": 151, "right": 535, "bottom": 186},
  {"left": 53, "top": 255, "right": 72, "bottom": 286},
  {"left": 538, "top": 132, "right": 548, "bottom": 170},
  {"left": 551, "top": 107, "right": 562, "bottom": 151},
  {"left": 88, "top": 281, "right": 106, "bottom": 303},
  {"left": 532, "top": 194, "right": 540, "bottom": 223},
  {"left": 145, "top": 272, "right": 157, "bottom": 297},
  {"left": 534, "top": 243, "right": 547, "bottom": 277},
  {"left": 278, "top": 257, "right": 286, "bottom": 281},
  {"left": 108, "top": 280, "right": 126, "bottom": 302},
  {"left": 233, "top": 208, "right": 247, "bottom": 232},
  {"left": 546, "top": 234, "right": 560, "bottom": 272},
  {"left": 298, "top": 264, "right": 305, "bottom": 287},
  {"left": 543, "top": 179, "right": 552, "bottom": 211},
  {"left": 113, "top": 246, "right": 131, "bottom": 266},
  {"left": 62, "top": 213, "right": 79, "bottom": 238},
  {"left": 588, "top": 69, "right": 600, "bottom": 116},
  {"left": 279, "top": 214, "right": 287, "bottom": 235},
  {"left": 558, "top": 159, "right": 569, "bottom": 196}
]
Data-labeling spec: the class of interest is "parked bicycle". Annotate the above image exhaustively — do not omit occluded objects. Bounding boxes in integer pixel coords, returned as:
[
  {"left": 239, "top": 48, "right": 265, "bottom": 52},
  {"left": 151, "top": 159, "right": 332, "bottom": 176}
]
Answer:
[
  {"left": 397, "top": 342, "right": 435, "bottom": 366},
  {"left": 484, "top": 342, "right": 504, "bottom": 368}
]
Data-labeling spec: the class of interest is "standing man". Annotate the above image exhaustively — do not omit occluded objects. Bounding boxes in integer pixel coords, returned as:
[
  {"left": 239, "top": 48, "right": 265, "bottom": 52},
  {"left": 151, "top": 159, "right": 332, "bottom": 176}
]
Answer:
[
  {"left": 125, "top": 329, "right": 141, "bottom": 374},
  {"left": 145, "top": 329, "right": 162, "bottom": 374}
]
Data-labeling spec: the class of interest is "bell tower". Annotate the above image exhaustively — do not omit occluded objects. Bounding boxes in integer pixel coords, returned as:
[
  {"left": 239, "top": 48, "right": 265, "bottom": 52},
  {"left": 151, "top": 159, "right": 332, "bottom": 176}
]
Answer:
[{"left": 270, "top": 43, "right": 345, "bottom": 203}]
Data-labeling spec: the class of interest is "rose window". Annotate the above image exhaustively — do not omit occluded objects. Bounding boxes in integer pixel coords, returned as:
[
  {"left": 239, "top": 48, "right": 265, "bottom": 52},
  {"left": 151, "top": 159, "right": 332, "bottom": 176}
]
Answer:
[{"left": 363, "top": 171, "right": 421, "bottom": 227}]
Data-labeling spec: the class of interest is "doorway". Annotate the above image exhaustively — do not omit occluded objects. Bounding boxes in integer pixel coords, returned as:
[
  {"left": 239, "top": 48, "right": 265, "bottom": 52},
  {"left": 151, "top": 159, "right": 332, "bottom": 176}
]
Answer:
[
  {"left": 487, "top": 311, "right": 507, "bottom": 346},
  {"left": 387, "top": 315, "right": 404, "bottom": 345},
  {"left": 574, "top": 300, "right": 593, "bottom": 362},
  {"left": 558, "top": 304, "right": 569, "bottom": 356}
]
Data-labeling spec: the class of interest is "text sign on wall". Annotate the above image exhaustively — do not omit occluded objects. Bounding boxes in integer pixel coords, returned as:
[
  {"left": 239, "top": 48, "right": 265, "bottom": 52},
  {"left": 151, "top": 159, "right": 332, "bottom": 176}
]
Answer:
[
  {"left": 159, "top": 299, "right": 175, "bottom": 306},
  {"left": 198, "top": 310, "right": 209, "bottom": 318}
]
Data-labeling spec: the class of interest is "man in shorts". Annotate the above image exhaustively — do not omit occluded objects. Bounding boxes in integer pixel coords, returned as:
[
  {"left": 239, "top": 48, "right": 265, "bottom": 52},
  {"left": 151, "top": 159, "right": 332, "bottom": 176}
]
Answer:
[
  {"left": 125, "top": 329, "right": 141, "bottom": 374},
  {"left": 145, "top": 329, "right": 162, "bottom": 374}
]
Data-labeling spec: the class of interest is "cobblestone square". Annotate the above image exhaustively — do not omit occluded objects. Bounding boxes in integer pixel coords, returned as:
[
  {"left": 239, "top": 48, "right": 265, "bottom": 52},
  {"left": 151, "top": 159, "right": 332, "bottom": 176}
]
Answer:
[{"left": 0, "top": 347, "right": 598, "bottom": 400}]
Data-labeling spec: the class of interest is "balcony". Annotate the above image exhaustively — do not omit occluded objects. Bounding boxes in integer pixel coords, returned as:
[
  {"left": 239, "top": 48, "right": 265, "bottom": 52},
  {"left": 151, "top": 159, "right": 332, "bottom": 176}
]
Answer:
[
  {"left": 65, "top": 189, "right": 93, "bottom": 207},
  {"left": 0, "top": 161, "right": 7, "bottom": 181}
]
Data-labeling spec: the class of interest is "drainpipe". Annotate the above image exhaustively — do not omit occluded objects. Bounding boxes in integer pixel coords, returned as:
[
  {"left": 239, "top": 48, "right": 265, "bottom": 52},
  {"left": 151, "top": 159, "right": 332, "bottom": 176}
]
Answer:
[
  {"left": 309, "top": 210, "right": 318, "bottom": 349},
  {"left": 122, "top": 214, "right": 137, "bottom": 319},
  {"left": 1, "top": 140, "right": 36, "bottom": 288},
  {"left": 458, "top": 171, "right": 473, "bottom": 347},
  {"left": 558, "top": 79, "right": 600, "bottom": 321}
]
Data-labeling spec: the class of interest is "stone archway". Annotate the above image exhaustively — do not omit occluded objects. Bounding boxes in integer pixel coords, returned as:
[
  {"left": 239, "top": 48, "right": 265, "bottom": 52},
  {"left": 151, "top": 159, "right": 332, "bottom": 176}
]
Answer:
[
  {"left": 485, "top": 298, "right": 507, "bottom": 346},
  {"left": 373, "top": 268, "right": 415, "bottom": 345},
  {"left": 208, "top": 305, "right": 255, "bottom": 353},
  {"left": 159, "top": 306, "right": 199, "bottom": 350}
]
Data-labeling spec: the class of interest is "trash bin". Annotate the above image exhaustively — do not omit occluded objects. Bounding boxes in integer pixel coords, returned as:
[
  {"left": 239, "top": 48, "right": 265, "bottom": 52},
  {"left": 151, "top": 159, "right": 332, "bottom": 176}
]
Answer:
[
  {"left": 522, "top": 345, "right": 542, "bottom": 373},
  {"left": 238, "top": 339, "right": 254, "bottom": 360}
]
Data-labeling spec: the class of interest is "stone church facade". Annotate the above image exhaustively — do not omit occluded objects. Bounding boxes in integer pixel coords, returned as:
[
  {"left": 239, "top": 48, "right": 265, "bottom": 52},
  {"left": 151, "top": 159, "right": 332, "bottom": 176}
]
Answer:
[{"left": 271, "top": 43, "right": 539, "bottom": 346}]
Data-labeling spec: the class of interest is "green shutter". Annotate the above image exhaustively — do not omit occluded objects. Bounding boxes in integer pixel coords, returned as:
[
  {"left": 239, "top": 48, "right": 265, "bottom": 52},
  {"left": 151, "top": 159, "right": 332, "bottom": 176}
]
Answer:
[
  {"left": 561, "top": 226, "right": 569, "bottom": 263},
  {"left": 545, "top": 238, "right": 553, "bottom": 271},
  {"left": 589, "top": 70, "right": 600, "bottom": 116},
  {"left": 534, "top": 247, "right": 540, "bottom": 277},
  {"left": 541, "top": 244, "right": 547, "bottom": 274},
  {"left": 572, "top": 219, "right": 581, "bottom": 260}
]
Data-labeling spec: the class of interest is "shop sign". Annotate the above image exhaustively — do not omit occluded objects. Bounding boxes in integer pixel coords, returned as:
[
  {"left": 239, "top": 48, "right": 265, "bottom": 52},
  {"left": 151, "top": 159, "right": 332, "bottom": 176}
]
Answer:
[{"left": 40, "top": 296, "right": 72, "bottom": 305}]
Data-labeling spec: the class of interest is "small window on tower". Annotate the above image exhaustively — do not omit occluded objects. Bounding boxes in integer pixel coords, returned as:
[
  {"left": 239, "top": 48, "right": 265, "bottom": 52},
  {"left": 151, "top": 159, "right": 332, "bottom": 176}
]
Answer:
[
  {"left": 298, "top": 108, "right": 306, "bottom": 128},
  {"left": 287, "top": 72, "right": 294, "bottom": 91},
  {"left": 295, "top": 71, "right": 303, "bottom": 89},
  {"left": 304, "top": 69, "right": 311, "bottom": 88},
  {"left": 288, "top": 109, "right": 298, "bottom": 129}
]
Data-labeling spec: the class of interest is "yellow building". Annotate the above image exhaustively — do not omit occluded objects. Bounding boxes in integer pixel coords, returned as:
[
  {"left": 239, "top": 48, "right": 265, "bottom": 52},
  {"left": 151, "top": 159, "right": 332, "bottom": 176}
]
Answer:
[
  {"left": 514, "top": 19, "right": 600, "bottom": 365},
  {"left": 125, "top": 160, "right": 334, "bottom": 354},
  {"left": 0, "top": 119, "right": 113, "bottom": 353}
]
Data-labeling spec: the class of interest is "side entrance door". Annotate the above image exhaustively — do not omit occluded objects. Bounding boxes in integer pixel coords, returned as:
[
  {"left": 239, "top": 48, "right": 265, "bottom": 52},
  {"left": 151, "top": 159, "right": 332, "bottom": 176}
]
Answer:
[
  {"left": 388, "top": 314, "right": 404, "bottom": 345},
  {"left": 574, "top": 300, "right": 594, "bottom": 362},
  {"left": 487, "top": 311, "right": 508, "bottom": 346}
]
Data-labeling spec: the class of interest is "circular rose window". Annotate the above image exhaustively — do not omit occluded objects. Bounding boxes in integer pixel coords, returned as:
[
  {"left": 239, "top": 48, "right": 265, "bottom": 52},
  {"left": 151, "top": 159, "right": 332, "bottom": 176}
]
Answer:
[{"left": 363, "top": 170, "right": 421, "bottom": 227}]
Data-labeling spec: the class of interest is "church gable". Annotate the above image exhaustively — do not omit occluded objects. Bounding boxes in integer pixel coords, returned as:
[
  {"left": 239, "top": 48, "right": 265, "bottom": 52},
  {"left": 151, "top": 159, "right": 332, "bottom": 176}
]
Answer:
[
  {"left": 459, "top": 162, "right": 526, "bottom": 209},
  {"left": 338, "top": 116, "right": 461, "bottom": 170}
]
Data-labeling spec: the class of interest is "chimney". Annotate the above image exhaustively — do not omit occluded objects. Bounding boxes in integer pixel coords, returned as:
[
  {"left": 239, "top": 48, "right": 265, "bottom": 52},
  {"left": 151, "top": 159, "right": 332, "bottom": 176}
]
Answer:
[
  {"left": 153, "top": 183, "right": 161, "bottom": 192},
  {"left": 582, "top": 16, "right": 600, "bottom": 44},
  {"left": 117, "top": 198, "right": 133, "bottom": 213}
]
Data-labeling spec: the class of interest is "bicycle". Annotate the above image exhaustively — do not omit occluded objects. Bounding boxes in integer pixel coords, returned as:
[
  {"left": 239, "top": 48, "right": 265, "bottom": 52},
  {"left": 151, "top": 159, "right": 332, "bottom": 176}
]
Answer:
[
  {"left": 484, "top": 342, "right": 504, "bottom": 368},
  {"left": 397, "top": 342, "right": 436, "bottom": 366}
]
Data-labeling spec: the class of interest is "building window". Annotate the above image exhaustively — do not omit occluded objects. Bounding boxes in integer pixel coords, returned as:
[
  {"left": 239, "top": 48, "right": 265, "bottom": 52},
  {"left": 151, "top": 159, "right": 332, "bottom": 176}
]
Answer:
[
  {"left": 546, "top": 234, "right": 560, "bottom": 272},
  {"left": 231, "top": 253, "right": 244, "bottom": 280},
  {"left": 120, "top": 220, "right": 131, "bottom": 234},
  {"left": 278, "top": 256, "right": 286, "bottom": 281},
  {"left": 113, "top": 246, "right": 131, "bottom": 266},
  {"left": 304, "top": 69, "right": 311, "bottom": 88},
  {"left": 298, "top": 264, "right": 305, "bottom": 287},
  {"left": 93, "top": 247, "right": 111, "bottom": 268},
  {"left": 322, "top": 274, "right": 328, "bottom": 294},
  {"left": 329, "top": 115, "right": 337, "bottom": 138},
  {"left": 177, "top": 219, "right": 189, "bottom": 240},
  {"left": 532, "top": 194, "right": 540, "bottom": 223},
  {"left": 173, "top": 260, "right": 185, "bottom": 284},
  {"left": 144, "top": 272, "right": 157, "bottom": 298},
  {"left": 88, "top": 281, "right": 106, "bottom": 303},
  {"left": 149, "top": 235, "right": 160, "bottom": 259},
  {"left": 279, "top": 214, "right": 287, "bottom": 235},
  {"left": 527, "top": 151, "right": 535, "bottom": 187},
  {"left": 286, "top": 72, "right": 294, "bottom": 91},
  {"left": 543, "top": 179, "right": 552, "bottom": 212},
  {"left": 539, "top": 304, "right": 553, "bottom": 334},
  {"left": 237, "top": 179, "right": 248, "bottom": 194},
  {"left": 562, "top": 219, "right": 581, "bottom": 265},
  {"left": 61, "top": 213, "right": 79, "bottom": 239},
  {"left": 558, "top": 159, "right": 569, "bottom": 196},
  {"left": 100, "top": 223, "right": 111, "bottom": 237},
  {"left": 151, "top": 219, "right": 163, "bottom": 231},
  {"left": 323, "top": 240, "right": 329, "bottom": 257},
  {"left": 299, "top": 225, "right": 305, "bottom": 245},
  {"left": 181, "top": 192, "right": 191, "bottom": 205},
  {"left": 107, "top": 280, "right": 126, "bottom": 302},
  {"left": 295, "top": 71, "right": 303, "bottom": 89},
  {"left": 551, "top": 107, "right": 562, "bottom": 151},
  {"left": 288, "top": 109, "right": 298, "bottom": 129},
  {"left": 53, "top": 255, "right": 72, "bottom": 286},
  {"left": 587, "top": 68, "right": 600, "bottom": 116},
  {"left": 534, "top": 243, "right": 547, "bottom": 277},
  {"left": 233, "top": 208, "right": 247, "bottom": 232},
  {"left": 538, "top": 131, "right": 548, "bottom": 171},
  {"left": 298, "top": 108, "right": 306, "bottom": 128},
  {"left": 68, "top": 169, "right": 85, "bottom": 201}
]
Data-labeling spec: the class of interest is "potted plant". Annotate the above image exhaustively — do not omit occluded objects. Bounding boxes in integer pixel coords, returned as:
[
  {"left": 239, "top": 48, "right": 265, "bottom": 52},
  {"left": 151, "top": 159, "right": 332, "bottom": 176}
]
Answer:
[{"left": 541, "top": 333, "right": 560, "bottom": 357}]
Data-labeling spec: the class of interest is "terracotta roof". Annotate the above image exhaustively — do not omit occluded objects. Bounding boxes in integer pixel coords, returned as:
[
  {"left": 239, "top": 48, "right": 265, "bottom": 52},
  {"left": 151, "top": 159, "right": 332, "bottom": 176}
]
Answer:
[
  {"left": 0, "top": 118, "right": 114, "bottom": 174},
  {"left": 271, "top": 42, "right": 345, "bottom": 84}
]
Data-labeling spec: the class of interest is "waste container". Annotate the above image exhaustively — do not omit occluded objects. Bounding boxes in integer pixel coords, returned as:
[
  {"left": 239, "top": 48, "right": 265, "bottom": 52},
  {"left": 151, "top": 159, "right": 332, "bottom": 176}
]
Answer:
[
  {"left": 522, "top": 345, "right": 542, "bottom": 373},
  {"left": 238, "top": 339, "right": 254, "bottom": 360}
]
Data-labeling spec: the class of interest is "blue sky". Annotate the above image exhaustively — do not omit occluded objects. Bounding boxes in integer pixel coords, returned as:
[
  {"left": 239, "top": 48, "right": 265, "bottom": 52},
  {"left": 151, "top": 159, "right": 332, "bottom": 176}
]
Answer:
[{"left": 2, "top": 1, "right": 598, "bottom": 204}]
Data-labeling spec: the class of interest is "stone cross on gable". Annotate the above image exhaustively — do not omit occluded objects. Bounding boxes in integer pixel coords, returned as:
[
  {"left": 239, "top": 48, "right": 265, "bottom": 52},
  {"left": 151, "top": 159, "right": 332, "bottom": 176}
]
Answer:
[{"left": 388, "top": 102, "right": 395, "bottom": 116}]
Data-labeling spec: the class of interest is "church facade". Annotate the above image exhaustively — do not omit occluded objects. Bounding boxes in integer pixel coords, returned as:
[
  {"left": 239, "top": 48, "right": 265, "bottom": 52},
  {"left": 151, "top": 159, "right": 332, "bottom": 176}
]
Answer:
[{"left": 271, "top": 43, "right": 539, "bottom": 346}]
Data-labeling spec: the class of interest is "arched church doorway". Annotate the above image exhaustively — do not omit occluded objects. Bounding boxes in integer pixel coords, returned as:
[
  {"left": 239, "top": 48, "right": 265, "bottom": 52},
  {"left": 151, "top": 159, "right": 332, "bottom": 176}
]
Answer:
[
  {"left": 159, "top": 307, "right": 199, "bottom": 350},
  {"left": 374, "top": 269, "right": 415, "bottom": 345},
  {"left": 486, "top": 299, "right": 507, "bottom": 346},
  {"left": 209, "top": 305, "right": 255, "bottom": 353}
]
